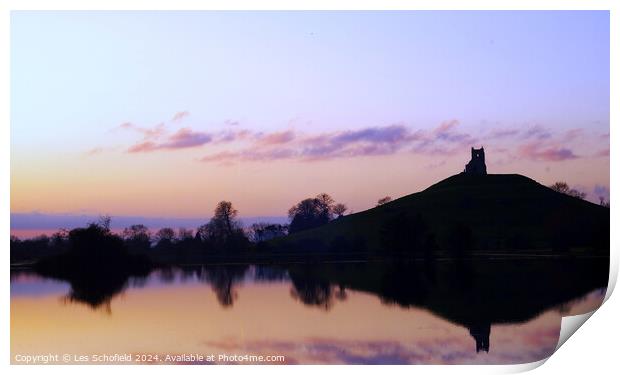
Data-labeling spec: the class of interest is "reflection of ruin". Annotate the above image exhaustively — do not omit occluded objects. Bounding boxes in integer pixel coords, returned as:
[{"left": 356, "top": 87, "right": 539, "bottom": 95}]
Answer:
[{"left": 468, "top": 323, "right": 490, "bottom": 353}]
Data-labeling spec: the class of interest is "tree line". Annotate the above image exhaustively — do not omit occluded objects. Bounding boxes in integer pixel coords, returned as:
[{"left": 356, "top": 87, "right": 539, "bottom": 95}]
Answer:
[
  {"left": 11, "top": 193, "right": 355, "bottom": 261},
  {"left": 548, "top": 181, "right": 610, "bottom": 207}
]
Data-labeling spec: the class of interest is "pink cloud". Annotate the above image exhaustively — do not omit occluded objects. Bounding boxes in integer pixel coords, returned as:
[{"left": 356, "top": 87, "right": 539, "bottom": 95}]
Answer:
[
  {"left": 486, "top": 128, "right": 520, "bottom": 139},
  {"left": 127, "top": 141, "right": 158, "bottom": 153},
  {"left": 112, "top": 117, "right": 603, "bottom": 167},
  {"left": 214, "top": 129, "right": 252, "bottom": 143},
  {"left": 163, "top": 128, "right": 212, "bottom": 148},
  {"left": 171, "top": 111, "right": 190, "bottom": 122},
  {"left": 433, "top": 119, "right": 460, "bottom": 138},
  {"left": 117, "top": 122, "right": 166, "bottom": 140},
  {"left": 83, "top": 147, "right": 105, "bottom": 156},
  {"left": 199, "top": 123, "right": 472, "bottom": 163},
  {"left": 521, "top": 125, "right": 551, "bottom": 140},
  {"left": 518, "top": 142, "right": 578, "bottom": 161},
  {"left": 128, "top": 128, "right": 212, "bottom": 152},
  {"left": 595, "top": 148, "right": 609, "bottom": 157},
  {"left": 200, "top": 148, "right": 296, "bottom": 163},
  {"left": 562, "top": 128, "right": 584, "bottom": 142},
  {"left": 257, "top": 130, "right": 296, "bottom": 145},
  {"left": 412, "top": 121, "right": 477, "bottom": 153}
]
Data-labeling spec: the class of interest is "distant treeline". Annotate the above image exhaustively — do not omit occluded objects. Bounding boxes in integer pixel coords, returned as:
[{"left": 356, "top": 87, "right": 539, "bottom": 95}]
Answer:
[
  {"left": 10, "top": 194, "right": 350, "bottom": 264},
  {"left": 10, "top": 184, "right": 610, "bottom": 265}
]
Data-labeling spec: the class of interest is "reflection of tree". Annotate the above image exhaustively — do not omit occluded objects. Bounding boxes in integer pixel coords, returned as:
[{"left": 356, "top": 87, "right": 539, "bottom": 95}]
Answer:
[
  {"left": 33, "top": 220, "right": 153, "bottom": 313},
  {"left": 334, "top": 284, "right": 348, "bottom": 301},
  {"left": 289, "top": 268, "right": 335, "bottom": 310},
  {"left": 254, "top": 266, "right": 289, "bottom": 282},
  {"left": 202, "top": 265, "right": 249, "bottom": 308},
  {"left": 158, "top": 267, "right": 176, "bottom": 283},
  {"left": 61, "top": 273, "right": 126, "bottom": 313},
  {"left": 55, "top": 267, "right": 151, "bottom": 313}
]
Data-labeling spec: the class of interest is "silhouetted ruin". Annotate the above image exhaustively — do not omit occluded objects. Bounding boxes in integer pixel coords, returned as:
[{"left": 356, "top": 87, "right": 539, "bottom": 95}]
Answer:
[{"left": 464, "top": 147, "right": 487, "bottom": 175}]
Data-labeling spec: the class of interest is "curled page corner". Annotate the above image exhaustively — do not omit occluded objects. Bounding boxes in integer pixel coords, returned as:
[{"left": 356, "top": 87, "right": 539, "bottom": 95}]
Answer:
[
  {"left": 555, "top": 310, "right": 596, "bottom": 351},
  {"left": 503, "top": 357, "right": 548, "bottom": 373},
  {"left": 512, "top": 310, "right": 599, "bottom": 373}
]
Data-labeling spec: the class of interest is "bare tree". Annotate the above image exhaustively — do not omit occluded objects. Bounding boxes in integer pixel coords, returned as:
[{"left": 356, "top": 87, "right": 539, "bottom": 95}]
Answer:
[
  {"left": 333, "top": 203, "right": 348, "bottom": 218},
  {"left": 316, "top": 193, "right": 335, "bottom": 210},
  {"left": 568, "top": 189, "right": 587, "bottom": 200},
  {"left": 377, "top": 196, "right": 392, "bottom": 206},
  {"left": 155, "top": 227, "right": 175, "bottom": 244},
  {"left": 178, "top": 227, "right": 194, "bottom": 240},
  {"left": 213, "top": 201, "right": 239, "bottom": 236},
  {"left": 196, "top": 223, "right": 211, "bottom": 242},
  {"left": 549, "top": 181, "right": 570, "bottom": 194},
  {"left": 249, "top": 222, "right": 288, "bottom": 242},
  {"left": 122, "top": 224, "right": 150, "bottom": 242},
  {"left": 123, "top": 224, "right": 151, "bottom": 251},
  {"left": 599, "top": 196, "right": 610, "bottom": 208},
  {"left": 315, "top": 193, "right": 336, "bottom": 221},
  {"left": 549, "top": 182, "right": 586, "bottom": 200},
  {"left": 94, "top": 215, "right": 112, "bottom": 232},
  {"left": 200, "top": 201, "right": 247, "bottom": 249}
]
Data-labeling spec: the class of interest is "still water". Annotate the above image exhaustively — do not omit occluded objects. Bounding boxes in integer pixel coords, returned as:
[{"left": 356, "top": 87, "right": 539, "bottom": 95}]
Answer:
[{"left": 11, "top": 261, "right": 607, "bottom": 365}]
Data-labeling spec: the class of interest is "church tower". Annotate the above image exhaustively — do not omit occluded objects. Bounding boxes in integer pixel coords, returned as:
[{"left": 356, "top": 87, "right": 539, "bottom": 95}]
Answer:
[{"left": 464, "top": 147, "right": 487, "bottom": 175}]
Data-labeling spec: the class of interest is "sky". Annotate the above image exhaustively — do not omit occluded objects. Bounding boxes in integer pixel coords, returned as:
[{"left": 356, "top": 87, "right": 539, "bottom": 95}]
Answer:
[{"left": 10, "top": 11, "right": 610, "bottom": 227}]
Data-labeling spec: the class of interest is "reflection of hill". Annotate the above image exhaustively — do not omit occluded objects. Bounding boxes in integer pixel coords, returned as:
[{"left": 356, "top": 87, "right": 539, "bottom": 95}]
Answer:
[
  {"left": 273, "top": 174, "right": 610, "bottom": 253},
  {"left": 286, "top": 257, "right": 608, "bottom": 352},
  {"left": 287, "top": 258, "right": 608, "bottom": 325},
  {"left": 22, "top": 255, "right": 608, "bottom": 354}
]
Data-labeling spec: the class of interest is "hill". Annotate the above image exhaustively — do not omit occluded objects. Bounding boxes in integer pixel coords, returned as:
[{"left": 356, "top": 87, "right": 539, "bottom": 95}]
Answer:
[{"left": 271, "top": 173, "right": 609, "bottom": 255}]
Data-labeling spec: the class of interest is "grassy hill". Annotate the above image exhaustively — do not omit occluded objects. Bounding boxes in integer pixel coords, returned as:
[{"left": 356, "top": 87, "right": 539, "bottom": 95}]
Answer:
[{"left": 271, "top": 173, "right": 609, "bottom": 255}]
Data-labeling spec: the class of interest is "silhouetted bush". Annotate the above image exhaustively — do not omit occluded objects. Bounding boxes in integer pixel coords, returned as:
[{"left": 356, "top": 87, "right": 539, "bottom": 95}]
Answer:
[
  {"left": 288, "top": 193, "right": 335, "bottom": 233},
  {"left": 10, "top": 235, "right": 63, "bottom": 263},
  {"left": 249, "top": 222, "right": 288, "bottom": 242},
  {"left": 68, "top": 222, "right": 126, "bottom": 260}
]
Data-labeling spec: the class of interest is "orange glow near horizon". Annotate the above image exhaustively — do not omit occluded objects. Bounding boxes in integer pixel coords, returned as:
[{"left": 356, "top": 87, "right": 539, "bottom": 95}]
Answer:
[{"left": 10, "top": 147, "right": 610, "bottom": 219}]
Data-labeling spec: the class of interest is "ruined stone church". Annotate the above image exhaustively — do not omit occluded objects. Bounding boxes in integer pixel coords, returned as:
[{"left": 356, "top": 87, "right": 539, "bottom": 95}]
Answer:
[{"left": 464, "top": 147, "right": 487, "bottom": 175}]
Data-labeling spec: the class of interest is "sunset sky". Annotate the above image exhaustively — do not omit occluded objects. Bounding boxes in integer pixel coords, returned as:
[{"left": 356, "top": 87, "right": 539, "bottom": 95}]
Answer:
[{"left": 10, "top": 11, "right": 609, "bottom": 224}]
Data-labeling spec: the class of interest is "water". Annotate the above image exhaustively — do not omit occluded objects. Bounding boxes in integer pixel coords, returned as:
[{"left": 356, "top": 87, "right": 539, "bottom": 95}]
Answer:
[{"left": 10, "top": 260, "right": 607, "bottom": 365}]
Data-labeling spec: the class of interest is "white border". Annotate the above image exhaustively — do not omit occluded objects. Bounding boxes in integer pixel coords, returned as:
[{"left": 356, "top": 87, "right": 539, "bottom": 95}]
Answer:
[{"left": 1, "top": 1, "right": 617, "bottom": 374}]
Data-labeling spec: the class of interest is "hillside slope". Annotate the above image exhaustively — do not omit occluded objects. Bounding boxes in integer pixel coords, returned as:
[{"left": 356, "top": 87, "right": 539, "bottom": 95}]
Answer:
[{"left": 272, "top": 173, "right": 609, "bottom": 254}]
